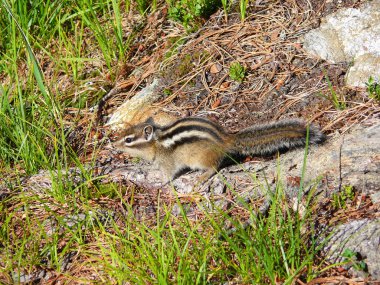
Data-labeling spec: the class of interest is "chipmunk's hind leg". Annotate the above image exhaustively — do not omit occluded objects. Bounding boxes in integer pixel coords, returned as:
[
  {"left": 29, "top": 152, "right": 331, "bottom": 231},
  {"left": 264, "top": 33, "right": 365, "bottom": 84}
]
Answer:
[{"left": 198, "top": 168, "right": 217, "bottom": 182}]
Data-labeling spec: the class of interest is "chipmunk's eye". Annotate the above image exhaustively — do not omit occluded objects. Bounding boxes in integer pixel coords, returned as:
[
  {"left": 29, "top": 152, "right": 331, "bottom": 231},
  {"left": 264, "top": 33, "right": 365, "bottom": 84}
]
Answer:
[{"left": 125, "top": 137, "right": 133, "bottom": 144}]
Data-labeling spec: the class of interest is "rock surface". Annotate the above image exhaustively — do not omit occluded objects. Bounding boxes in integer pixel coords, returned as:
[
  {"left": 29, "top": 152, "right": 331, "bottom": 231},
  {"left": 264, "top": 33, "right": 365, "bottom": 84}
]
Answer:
[
  {"left": 345, "top": 53, "right": 380, "bottom": 87},
  {"left": 324, "top": 218, "right": 380, "bottom": 279},
  {"left": 106, "top": 78, "right": 162, "bottom": 129},
  {"left": 303, "top": 0, "right": 380, "bottom": 87}
]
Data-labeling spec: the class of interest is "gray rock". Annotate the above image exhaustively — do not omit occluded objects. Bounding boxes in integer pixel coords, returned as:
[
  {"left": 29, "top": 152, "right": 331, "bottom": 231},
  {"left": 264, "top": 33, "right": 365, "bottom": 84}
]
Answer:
[
  {"left": 303, "top": 0, "right": 380, "bottom": 87},
  {"left": 106, "top": 78, "right": 162, "bottom": 129},
  {"left": 324, "top": 218, "right": 380, "bottom": 279},
  {"left": 346, "top": 53, "right": 380, "bottom": 87},
  {"left": 340, "top": 122, "right": 380, "bottom": 201},
  {"left": 12, "top": 269, "right": 46, "bottom": 284},
  {"left": 64, "top": 213, "right": 87, "bottom": 227}
]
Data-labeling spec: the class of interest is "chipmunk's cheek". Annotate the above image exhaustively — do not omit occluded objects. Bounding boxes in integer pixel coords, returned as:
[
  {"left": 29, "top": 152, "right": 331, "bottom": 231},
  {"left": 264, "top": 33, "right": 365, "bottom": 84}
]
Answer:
[{"left": 112, "top": 140, "right": 123, "bottom": 150}]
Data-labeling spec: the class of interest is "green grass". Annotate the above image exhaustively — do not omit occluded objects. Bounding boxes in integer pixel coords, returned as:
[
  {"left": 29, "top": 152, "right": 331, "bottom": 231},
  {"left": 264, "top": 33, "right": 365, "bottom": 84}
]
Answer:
[
  {"left": 320, "top": 73, "right": 346, "bottom": 110},
  {"left": 220, "top": 0, "right": 230, "bottom": 21},
  {"left": 239, "top": 0, "right": 248, "bottom": 21},
  {"left": 0, "top": 0, "right": 134, "bottom": 173},
  {"left": 1, "top": 173, "right": 327, "bottom": 284}
]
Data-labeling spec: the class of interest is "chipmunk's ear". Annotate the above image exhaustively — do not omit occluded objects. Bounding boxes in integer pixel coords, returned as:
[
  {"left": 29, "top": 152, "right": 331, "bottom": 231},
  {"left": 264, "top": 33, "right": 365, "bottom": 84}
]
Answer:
[{"left": 143, "top": 125, "right": 154, "bottom": 141}]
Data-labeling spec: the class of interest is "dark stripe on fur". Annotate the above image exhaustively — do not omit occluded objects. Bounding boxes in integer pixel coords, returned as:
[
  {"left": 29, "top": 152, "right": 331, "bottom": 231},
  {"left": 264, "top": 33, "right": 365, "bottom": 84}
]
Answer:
[
  {"left": 233, "top": 120, "right": 325, "bottom": 156},
  {"left": 160, "top": 125, "right": 224, "bottom": 143},
  {"left": 160, "top": 117, "right": 225, "bottom": 133},
  {"left": 168, "top": 136, "right": 210, "bottom": 149}
]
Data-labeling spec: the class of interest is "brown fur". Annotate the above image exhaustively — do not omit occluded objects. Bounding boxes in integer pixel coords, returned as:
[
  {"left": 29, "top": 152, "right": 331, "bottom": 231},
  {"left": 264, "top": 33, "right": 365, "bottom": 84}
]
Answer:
[{"left": 111, "top": 117, "right": 325, "bottom": 181}]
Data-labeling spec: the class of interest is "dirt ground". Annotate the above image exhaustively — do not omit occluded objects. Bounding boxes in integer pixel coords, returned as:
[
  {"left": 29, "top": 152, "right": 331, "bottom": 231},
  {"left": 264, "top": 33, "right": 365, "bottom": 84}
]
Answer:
[{"left": 93, "top": 0, "right": 377, "bottom": 140}]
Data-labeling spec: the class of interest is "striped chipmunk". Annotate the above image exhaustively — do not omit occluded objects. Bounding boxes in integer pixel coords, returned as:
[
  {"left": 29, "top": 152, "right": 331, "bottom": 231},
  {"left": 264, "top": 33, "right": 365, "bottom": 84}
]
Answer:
[{"left": 110, "top": 117, "right": 325, "bottom": 182}]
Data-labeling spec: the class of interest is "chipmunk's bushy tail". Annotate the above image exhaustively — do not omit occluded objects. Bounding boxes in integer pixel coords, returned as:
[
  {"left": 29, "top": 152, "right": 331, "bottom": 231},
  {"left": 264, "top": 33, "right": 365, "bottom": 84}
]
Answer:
[{"left": 232, "top": 119, "right": 325, "bottom": 156}]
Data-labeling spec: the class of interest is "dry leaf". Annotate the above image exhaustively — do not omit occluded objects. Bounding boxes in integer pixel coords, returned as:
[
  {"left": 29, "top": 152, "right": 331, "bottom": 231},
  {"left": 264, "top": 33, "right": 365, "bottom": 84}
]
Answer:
[
  {"left": 270, "top": 29, "right": 280, "bottom": 41},
  {"left": 211, "top": 98, "right": 221, "bottom": 109},
  {"left": 275, "top": 74, "right": 288, "bottom": 90},
  {"left": 210, "top": 63, "right": 222, "bottom": 74},
  {"left": 220, "top": 81, "right": 230, "bottom": 90}
]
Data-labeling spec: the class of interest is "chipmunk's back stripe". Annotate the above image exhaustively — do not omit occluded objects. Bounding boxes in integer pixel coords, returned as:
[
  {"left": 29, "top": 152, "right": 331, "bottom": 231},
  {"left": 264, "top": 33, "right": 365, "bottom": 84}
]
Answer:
[
  {"left": 160, "top": 128, "right": 222, "bottom": 148},
  {"left": 158, "top": 117, "right": 226, "bottom": 149},
  {"left": 161, "top": 117, "right": 224, "bottom": 134},
  {"left": 169, "top": 136, "right": 211, "bottom": 149},
  {"left": 161, "top": 124, "right": 223, "bottom": 141}
]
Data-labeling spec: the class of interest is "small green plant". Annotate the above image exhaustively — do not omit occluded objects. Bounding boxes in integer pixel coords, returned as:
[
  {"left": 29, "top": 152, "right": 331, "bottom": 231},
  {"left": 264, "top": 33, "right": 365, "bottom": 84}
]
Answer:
[
  {"left": 167, "top": 0, "right": 222, "bottom": 29},
  {"left": 332, "top": 185, "right": 354, "bottom": 209},
  {"left": 163, "top": 88, "right": 172, "bottom": 96},
  {"left": 164, "top": 36, "right": 186, "bottom": 59},
  {"left": 320, "top": 74, "right": 346, "bottom": 110},
  {"left": 229, "top": 62, "right": 246, "bottom": 82},
  {"left": 366, "top": 76, "right": 380, "bottom": 101},
  {"left": 342, "top": 249, "right": 367, "bottom": 272}
]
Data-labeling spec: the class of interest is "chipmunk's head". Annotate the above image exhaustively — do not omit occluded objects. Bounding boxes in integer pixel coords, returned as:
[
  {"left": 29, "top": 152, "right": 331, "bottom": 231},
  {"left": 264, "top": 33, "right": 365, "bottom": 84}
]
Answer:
[{"left": 109, "top": 118, "right": 157, "bottom": 161}]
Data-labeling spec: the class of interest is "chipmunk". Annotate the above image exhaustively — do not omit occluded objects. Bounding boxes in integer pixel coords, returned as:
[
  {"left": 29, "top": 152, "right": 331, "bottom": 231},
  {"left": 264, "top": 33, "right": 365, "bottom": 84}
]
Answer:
[{"left": 110, "top": 117, "right": 325, "bottom": 181}]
